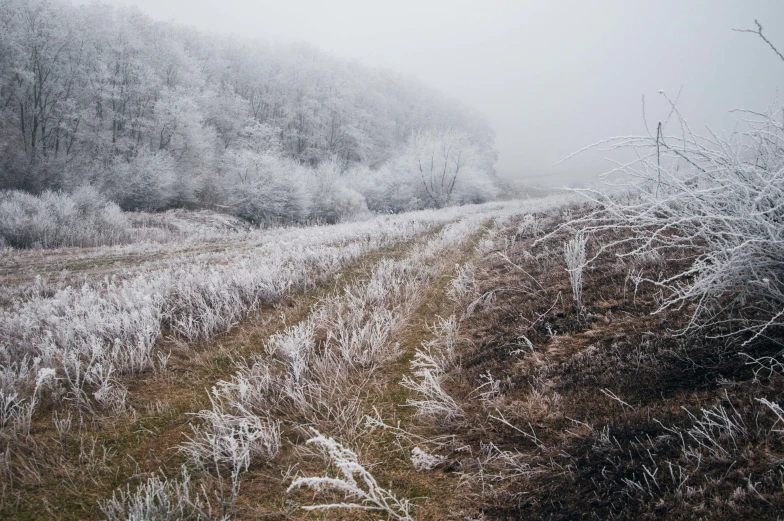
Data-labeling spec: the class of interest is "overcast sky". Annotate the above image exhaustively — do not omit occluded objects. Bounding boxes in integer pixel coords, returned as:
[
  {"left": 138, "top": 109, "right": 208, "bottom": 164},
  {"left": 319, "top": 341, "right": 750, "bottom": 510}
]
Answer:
[{"left": 83, "top": 0, "right": 784, "bottom": 185}]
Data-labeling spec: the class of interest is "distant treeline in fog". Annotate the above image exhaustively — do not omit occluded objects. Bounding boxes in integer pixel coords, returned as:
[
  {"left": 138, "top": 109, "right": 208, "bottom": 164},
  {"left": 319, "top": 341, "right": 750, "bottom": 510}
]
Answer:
[{"left": 0, "top": 0, "right": 500, "bottom": 228}]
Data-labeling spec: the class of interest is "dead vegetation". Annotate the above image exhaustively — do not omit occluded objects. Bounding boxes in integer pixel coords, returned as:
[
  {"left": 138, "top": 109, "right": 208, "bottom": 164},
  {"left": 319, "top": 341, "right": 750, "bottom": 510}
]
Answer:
[
  {"left": 408, "top": 206, "right": 784, "bottom": 520},
  {"left": 3, "top": 195, "right": 780, "bottom": 520}
]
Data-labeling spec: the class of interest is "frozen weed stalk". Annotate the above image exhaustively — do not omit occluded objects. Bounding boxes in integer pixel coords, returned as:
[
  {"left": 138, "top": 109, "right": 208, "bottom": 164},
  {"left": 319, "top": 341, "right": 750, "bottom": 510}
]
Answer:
[
  {"left": 401, "top": 345, "right": 464, "bottom": 423},
  {"left": 564, "top": 232, "right": 587, "bottom": 310},
  {"left": 399, "top": 316, "right": 464, "bottom": 423},
  {"left": 287, "top": 430, "right": 415, "bottom": 521}
]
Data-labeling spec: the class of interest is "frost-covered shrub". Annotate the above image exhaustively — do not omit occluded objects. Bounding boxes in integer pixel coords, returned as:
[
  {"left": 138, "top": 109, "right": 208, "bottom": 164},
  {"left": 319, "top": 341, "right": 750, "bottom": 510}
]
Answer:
[
  {"left": 106, "top": 151, "right": 178, "bottom": 211},
  {"left": 450, "top": 166, "right": 499, "bottom": 205},
  {"left": 0, "top": 187, "right": 129, "bottom": 248},
  {"left": 223, "top": 150, "right": 310, "bottom": 224},
  {"left": 307, "top": 158, "right": 370, "bottom": 223},
  {"left": 399, "top": 128, "right": 491, "bottom": 209},
  {"left": 570, "top": 100, "right": 784, "bottom": 342},
  {"left": 347, "top": 164, "right": 428, "bottom": 214},
  {"left": 331, "top": 186, "right": 371, "bottom": 221}
]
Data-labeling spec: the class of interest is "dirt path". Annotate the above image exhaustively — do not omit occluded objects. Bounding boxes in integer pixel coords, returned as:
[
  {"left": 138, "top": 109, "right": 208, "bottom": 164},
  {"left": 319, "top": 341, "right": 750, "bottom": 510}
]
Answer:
[{"left": 238, "top": 221, "right": 493, "bottom": 520}]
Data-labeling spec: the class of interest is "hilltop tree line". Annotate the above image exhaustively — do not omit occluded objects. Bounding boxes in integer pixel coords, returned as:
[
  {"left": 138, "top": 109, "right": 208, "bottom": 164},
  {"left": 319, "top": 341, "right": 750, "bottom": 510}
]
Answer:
[{"left": 0, "top": 0, "right": 500, "bottom": 225}]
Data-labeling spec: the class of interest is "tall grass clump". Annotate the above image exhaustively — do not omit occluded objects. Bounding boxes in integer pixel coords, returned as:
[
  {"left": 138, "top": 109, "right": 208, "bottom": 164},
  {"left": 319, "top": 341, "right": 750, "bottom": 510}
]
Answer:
[
  {"left": 100, "top": 467, "right": 217, "bottom": 521},
  {"left": 0, "top": 187, "right": 129, "bottom": 249},
  {"left": 401, "top": 315, "right": 463, "bottom": 423},
  {"left": 568, "top": 97, "right": 784, "bottom": 343}
]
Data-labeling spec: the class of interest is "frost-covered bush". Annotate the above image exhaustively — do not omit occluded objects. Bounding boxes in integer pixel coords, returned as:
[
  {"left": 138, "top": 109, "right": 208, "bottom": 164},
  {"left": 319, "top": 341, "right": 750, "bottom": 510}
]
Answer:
[
  {"left": 307, "top": 158, "right": 370, "bottom": 223},
  {"left": 400, "top": 128, "right": 489, "bottom": 208},
  {"left": 223, "top": 150, "right": 310, "bottom": 224},
  {"left": 450, "top": 165, "right": 500, "bottom": 205},
  {"left": 570, "top": 100, "right": 784, "bottom": 342},
  {"left": 106, "top": 151, "right": 178, "bottom": 211},
  {"left": 347, "top": 164, "right": 428, "bottom": 214},
  {"left": 0, "top": 187, "right": 129, "bottom": 248}
]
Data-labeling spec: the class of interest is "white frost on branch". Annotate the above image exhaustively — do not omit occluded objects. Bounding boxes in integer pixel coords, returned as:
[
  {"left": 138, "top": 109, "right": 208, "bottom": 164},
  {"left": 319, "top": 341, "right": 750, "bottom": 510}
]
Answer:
[{"left": 561, "top": 96, "right": 784, "bottom": 342}]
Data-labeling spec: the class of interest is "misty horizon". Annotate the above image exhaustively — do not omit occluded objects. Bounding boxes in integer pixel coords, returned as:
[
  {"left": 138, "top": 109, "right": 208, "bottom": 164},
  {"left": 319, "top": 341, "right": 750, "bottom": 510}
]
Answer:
[{"left": 74, "top": 0, "right": 784, "bottom": 186}]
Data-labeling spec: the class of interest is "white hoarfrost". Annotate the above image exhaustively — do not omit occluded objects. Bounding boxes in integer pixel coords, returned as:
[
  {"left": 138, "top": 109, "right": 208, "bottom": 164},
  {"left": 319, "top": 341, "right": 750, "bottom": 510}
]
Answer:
[
  {"left": 566, "top": 100, "right": 784, "bottom": 342},
  {"left": 1, "top": 202, "right": 526, "bottom": 433},
  {"left": 180, "top": 199, "right": 581, "bottom": 508},
  {"left": 287, "top": 430, "right": 415, "bottom": 521},
  {"left": 99, "top": 467, "right": 218, "bottom": 521},
  {"left": 400, "top": 314, "right": 464, "bottom": 423},
  {"left": 410, "top": 446, "right": 447, "bottom": 472},
  {"left": 563, "top": 231, "right": 587, "bottom": 310},
  {"left": 182, "top": 210, "right": 499, "bottom": 472}
]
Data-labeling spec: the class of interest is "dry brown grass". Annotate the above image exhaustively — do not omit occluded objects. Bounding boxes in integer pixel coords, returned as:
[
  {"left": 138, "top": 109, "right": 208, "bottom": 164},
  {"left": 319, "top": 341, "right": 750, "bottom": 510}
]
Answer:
[{"left": 401, "top": 207, "right": 784, "bottom": 520}]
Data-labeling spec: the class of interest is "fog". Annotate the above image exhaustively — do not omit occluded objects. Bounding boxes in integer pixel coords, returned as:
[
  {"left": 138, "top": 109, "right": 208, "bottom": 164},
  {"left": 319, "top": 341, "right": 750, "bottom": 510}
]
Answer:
[{"left": 85, "top": 0, "right": 784, "bottom": 186}]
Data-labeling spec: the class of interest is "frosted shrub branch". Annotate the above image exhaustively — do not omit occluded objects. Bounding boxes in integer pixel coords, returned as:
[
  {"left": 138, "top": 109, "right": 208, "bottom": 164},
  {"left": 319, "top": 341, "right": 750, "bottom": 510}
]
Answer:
[{"left": 565, "top": 98, "right": 784, "bottom": 341}]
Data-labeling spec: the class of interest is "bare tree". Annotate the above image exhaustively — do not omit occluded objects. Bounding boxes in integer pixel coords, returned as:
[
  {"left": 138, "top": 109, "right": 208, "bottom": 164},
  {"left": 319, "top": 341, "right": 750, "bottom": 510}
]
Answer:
[{"left": 409, "top": 128, "right": 479, "bottom": 208}]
